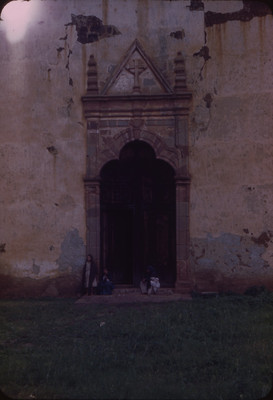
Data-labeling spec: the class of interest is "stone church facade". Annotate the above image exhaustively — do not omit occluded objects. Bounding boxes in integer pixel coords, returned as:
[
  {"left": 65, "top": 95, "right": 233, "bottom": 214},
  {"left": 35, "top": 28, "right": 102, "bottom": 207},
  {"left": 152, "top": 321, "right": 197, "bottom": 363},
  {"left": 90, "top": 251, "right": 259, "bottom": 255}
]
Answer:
[{"left": 0, "top": 0, "right": 272, "bottom": 297}]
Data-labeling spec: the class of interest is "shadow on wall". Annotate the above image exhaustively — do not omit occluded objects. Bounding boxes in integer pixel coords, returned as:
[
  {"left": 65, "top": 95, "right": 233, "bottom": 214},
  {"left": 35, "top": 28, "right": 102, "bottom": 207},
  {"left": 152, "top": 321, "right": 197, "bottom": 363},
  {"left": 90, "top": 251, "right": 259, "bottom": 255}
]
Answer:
[{"left": 56, "top": 228, "right": 86, "bottom": 273}]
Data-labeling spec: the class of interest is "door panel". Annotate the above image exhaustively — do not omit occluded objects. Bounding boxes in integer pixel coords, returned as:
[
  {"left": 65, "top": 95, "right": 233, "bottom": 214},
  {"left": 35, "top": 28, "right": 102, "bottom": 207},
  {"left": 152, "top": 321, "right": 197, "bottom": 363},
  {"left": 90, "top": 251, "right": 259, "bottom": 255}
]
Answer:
[{"left": 101, "top": 208, "right": 133, "bottom": 284}]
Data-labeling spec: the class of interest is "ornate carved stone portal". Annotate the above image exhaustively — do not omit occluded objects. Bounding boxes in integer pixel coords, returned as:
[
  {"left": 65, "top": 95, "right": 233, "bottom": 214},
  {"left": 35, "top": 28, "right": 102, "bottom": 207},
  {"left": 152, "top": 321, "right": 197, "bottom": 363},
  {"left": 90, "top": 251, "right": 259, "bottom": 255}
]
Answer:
[{"left": 82, "top": 39, "right": 192, "bottom": 293}]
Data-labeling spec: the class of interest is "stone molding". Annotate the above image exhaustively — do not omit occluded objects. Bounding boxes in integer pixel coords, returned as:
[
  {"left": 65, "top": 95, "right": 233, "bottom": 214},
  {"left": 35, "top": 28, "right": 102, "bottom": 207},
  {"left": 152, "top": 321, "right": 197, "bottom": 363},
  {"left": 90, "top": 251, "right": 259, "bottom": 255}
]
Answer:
[{"left": 82, "top": 92, "right": 192, "bottom": 119}]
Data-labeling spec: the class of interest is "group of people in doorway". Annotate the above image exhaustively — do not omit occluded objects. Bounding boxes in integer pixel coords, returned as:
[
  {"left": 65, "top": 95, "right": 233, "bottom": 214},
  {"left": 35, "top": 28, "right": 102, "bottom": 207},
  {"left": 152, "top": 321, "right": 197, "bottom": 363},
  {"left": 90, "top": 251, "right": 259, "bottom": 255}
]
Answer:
[{"left": 82, "top": 255, "right": 160, "bottom": 296}]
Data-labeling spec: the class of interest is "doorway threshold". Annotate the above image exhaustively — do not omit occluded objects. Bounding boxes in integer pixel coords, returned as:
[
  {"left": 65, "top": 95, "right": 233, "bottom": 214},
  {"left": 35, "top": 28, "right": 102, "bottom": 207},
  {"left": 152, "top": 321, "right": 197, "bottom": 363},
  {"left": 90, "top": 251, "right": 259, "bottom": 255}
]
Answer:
[{"left": 76, "top": 289, "right": 192, "bottom": 305}]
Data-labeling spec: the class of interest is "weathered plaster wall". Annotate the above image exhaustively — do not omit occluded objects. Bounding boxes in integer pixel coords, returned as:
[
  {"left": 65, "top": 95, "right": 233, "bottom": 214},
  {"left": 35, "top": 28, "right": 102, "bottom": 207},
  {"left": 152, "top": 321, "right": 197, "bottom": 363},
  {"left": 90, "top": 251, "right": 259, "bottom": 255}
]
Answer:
[
  {"left": 0, "top": 0, "right": 272, "bottom": 296},
  {"left": 189, "top": 1, "right": 273, "bottom": 292},
  {"left": 0, "top": 0, "right": 89, "bottom": 296}
]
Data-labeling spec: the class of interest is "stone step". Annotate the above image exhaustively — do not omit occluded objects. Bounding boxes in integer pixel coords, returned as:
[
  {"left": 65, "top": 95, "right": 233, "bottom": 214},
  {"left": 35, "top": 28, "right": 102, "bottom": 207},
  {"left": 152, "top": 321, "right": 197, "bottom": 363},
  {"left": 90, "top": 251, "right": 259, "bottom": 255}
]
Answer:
[{"left": 113, "top": 285, "right": 175, "bottom": 295}]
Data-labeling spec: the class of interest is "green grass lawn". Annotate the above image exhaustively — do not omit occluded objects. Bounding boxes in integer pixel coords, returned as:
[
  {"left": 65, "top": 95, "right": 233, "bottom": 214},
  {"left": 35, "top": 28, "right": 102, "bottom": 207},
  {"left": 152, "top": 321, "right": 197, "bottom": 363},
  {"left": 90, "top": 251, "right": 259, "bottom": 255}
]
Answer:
[{"left": 1, "top": 293, "right": 273, "bottom": 399}]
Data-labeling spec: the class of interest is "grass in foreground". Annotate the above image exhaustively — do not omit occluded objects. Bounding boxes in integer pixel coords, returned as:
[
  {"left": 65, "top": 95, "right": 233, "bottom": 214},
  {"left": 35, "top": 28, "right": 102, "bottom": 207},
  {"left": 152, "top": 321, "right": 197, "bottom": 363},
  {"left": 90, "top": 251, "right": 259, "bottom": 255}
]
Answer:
[{"left": 0, "top": 293, "right": 273, "bottom": 399}]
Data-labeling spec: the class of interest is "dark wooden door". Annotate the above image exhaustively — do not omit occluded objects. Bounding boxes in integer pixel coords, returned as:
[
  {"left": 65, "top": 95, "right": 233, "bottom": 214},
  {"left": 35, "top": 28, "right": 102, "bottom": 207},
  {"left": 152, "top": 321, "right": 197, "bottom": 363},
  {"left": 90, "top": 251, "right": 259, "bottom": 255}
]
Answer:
[
  {"left": 100, "top": 141, "right": 176, "bottom": 286},
  {"left": 101, "top": 207, "right": 134, "bottom": 284}
]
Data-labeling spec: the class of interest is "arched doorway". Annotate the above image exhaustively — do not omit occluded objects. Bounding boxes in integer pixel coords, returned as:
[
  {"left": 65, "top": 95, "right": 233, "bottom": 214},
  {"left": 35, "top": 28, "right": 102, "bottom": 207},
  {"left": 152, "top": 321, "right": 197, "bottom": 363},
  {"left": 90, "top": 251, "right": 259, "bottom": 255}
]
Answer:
[{"left": 100, "top": 140, "right": 176, "bottom": 287}]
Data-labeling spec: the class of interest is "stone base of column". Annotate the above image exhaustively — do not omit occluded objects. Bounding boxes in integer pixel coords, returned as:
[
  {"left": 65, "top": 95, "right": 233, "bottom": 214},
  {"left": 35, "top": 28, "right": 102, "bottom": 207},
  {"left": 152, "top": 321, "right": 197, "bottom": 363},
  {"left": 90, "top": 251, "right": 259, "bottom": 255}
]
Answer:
[
  {"left": 175, "top": 259, "right": 192, "bottom": 295},
  {"left": 175, "top": 280, "right": 193, "bottom": 295}
]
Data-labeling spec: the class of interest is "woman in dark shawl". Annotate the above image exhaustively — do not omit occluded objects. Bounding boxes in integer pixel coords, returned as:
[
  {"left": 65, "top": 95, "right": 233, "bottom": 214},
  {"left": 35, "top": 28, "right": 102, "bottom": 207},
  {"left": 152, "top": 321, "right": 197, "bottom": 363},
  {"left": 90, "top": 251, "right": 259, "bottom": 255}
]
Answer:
[{"left": 82, "top": 254, "right": 98, "bottom": 296}]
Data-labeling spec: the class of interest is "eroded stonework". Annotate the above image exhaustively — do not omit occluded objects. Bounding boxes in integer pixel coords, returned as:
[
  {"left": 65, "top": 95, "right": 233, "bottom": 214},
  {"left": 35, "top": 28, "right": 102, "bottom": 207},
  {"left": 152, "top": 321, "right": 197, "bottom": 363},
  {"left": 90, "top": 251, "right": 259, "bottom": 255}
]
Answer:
[
  {"left": 69, "top": 14, "right": 121, "bottom": 44},
  {"left": 205, "top": 0, "right": 272, "bottom": 27}
]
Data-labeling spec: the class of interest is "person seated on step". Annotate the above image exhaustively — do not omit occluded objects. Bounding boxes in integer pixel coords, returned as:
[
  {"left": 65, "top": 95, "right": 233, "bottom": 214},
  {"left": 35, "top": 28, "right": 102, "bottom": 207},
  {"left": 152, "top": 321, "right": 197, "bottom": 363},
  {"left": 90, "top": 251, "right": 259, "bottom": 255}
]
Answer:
[
  {"left": 140, "top": 265, "right": 160, "bottom": 295},
  {"left": 98, "top": 268, "right": 114, "bottom": 295}
]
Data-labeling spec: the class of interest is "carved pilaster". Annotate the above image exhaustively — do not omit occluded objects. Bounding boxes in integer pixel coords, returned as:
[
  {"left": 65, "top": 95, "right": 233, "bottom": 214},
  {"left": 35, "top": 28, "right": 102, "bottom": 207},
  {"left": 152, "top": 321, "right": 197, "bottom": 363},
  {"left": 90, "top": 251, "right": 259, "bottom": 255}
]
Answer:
[{"left": 84, "top": 179, "right": 101, "bottom": 269}]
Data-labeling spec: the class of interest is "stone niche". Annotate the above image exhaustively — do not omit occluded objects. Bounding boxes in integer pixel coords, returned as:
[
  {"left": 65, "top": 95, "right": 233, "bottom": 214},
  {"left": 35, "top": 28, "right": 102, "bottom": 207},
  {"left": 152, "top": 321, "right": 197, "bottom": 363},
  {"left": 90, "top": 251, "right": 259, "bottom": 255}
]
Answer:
[{"left": 82, "top": 39, "right": 192, "bottom": 293}]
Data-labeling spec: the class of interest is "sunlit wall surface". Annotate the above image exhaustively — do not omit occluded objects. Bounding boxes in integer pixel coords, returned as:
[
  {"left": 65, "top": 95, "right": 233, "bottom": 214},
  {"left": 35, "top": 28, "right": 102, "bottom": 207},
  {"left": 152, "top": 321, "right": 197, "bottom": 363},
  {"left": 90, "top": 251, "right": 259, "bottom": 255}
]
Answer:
[{"left": 1, "top": 0, "right": 40, "bottom": 43}]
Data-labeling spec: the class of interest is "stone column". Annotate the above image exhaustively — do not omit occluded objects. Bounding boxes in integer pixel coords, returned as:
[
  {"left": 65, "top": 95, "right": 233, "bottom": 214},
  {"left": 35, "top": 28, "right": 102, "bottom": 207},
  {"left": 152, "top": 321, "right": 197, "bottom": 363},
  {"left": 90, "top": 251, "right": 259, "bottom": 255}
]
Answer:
[
  {"left": 175, "top": 176, "right": 192, "bottom": 294},
  {"left": 84, "top": 179, "right": 101, "bottom": 270}
]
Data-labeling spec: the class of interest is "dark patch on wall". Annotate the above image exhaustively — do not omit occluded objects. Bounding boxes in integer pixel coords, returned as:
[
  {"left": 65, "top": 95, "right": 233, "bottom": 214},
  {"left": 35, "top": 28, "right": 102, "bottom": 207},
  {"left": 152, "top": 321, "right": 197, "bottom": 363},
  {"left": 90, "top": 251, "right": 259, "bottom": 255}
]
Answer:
[
  {"left": 66, "top": 97, "right": 74, "bottom": 116},
  {"left": 170, "top": 30, "right": 185, "bottom": 40},
  {"left": 65, "top": 49, "right": 72, "bottom": 70},
  {"left": 193, "top": 46, "right": 211, "bottom": 62},
  {"left": 68, "top": 14, "right": 121, "bottom": 44},
  {"left": 56, "top": 228, "right": 85, "bottom": 273},
  {"left": 189, "top": 0, "right": 204, "bottom": 11},
  {"left": 203, "top": 93, "right": 213, "bottom": 108},
  {"left": 59, "top": 34, "right": 68, "bottom": 41},
  {"left": 47, "top": 146, "right": 58, "bottom": 155},
  {"left": 57, "top": 28, "right": 74, "bottom": 87},
  {"left": 32, "top": 259, "right": 40, "bottom": 275},
  {"left": 251, "top": 231, "right": 272, "bottom": 248},
  {"left": 0, "top": 243, "right": 6, "bottom": 252},
  {"left": 262, "top": 0, "right": 273, "bottom": 13},
  {"left": 193, "top": 46, "right": 211, "bottom": 80},
  {"left": 205, "top": 0, "right": 272, "bottom": 27},
  {"left": 57, "top": 47, "right": 64, "bottom": 54}
]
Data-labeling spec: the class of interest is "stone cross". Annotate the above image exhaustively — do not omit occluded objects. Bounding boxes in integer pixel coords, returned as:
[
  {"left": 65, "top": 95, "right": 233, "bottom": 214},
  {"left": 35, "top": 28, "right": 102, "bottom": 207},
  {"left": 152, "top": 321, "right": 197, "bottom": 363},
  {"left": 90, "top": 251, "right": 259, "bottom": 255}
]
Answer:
[{"left": 126, "top": 58, "right": 147, "bottom": 93}]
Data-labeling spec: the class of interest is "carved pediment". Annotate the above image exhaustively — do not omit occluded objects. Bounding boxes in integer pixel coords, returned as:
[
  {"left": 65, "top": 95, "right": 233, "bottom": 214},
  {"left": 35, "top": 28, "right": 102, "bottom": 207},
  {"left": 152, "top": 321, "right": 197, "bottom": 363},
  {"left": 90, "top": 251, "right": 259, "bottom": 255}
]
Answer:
[{"left": 101, "top": 39, "right": 173, "bottom": 96}]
